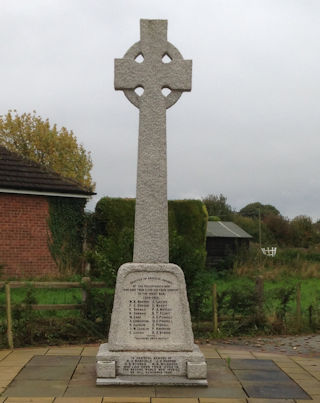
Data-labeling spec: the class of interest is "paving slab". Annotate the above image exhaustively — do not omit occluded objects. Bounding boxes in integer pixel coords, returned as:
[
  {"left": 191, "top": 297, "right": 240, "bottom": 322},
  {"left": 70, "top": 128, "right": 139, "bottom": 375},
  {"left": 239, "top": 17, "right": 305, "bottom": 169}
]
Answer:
[
  {"left": 151, "top": 397, "right": 199, "bottom": 403},
  {"left": 289, "top": 373, "right": 315, "bottom": 381},
  {"left": 297, "top": 400, "right": 320, "bottom": 403},
  {"left": 68, "top": 364, "right": 96, "bottom": 386},
  {"left": 207, "top": 369, "right": 239, "bottom": 384},
  {"left": 81, "top": 346, "right": 99, "bottom": 356},
  {"left": 0, "top": 380, "right": 12, "bottom": 388},
  {"left": 80, "top": 356, "right": 96, "bottom": 364},
  {"left": 234, "top": 369, "right": 293, "bottom": 383},
  {"left": 243, "top": 382, "right": 310, "bottom": 399},
  {"left": 206, "top": 358, "right": 227, "bottom": 368},
  {"left": 2, "top": 379, "right": 68, "bottom": 397},
  {"left": 64, "top": 386, "right": 156, "bottom": 397},
  {"left": 274, "top": 360, "right": 300, "bottom": 368},
  {"left": 247, "top": 399, "right": 295, "bottom": 403},
  {"left": 199, "top": 346, "right": 221, "bottom": 358},
  {"left": 152, "top": 399, "right": 198, "bottom": 403},
  {"left": 0, "top": 366, "right": 23, "bottom": 380},
  {"left": 252, "top": 353, "right": 292, "bottom": 360},
  {"left": 10, "top": 348, "right": 48, "bottom": 355},
  {"left": 229, "top": 359, "right": 279, "bottom": 371},
  {"left": 0, "top": 350, "right": 11, "bottom": 361},
  {"left": 4, "top": 399, "right": 53, "bottom": 402},
  {"left": 295, "top": 380, "right": 320, "bottom": 388},
  {"left": 15, "top": 365, "right": 75, "bottom": 381},
  {"left": 218, "top": 350, "right": 255, "bottom": 356},
  {"left": 26, "top": 355, "right": 80, "bottom": 367},
  {"left": 55, "top": 398, "right": 102, "bottom": 403},
  {"left": 284, "top": 367, "right": 310, "bottom": 374},
  {"left": 46, "top": 347, "right": 83, "bottom": 356},
  {"left": 301, "top": 387, "right": 320, "bottom": 394},
  {"left": 218, "top": 351, "right": 255, "bottom": 359},
  {"left": 103, "top": 398, "right": 150, "bottom": 403},
  {"left": 0, "top": 356, "right": 33, "bottom": 367},
  {"left": 155, "top": 386, "right": 246, "bottom": 398},
  {"left": 199, "top": 399, "right": 246, "bottom": 403}
]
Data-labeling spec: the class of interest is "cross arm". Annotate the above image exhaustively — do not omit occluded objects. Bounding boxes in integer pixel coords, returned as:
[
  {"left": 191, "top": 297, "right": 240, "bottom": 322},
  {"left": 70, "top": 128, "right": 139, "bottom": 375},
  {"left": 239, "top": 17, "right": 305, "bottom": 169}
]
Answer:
[
  {"left": 114, "top": 59, "right": 145, "bottom": 90},
  {"left": 159, "top": 60, "right": 192, "bottom": 91}
]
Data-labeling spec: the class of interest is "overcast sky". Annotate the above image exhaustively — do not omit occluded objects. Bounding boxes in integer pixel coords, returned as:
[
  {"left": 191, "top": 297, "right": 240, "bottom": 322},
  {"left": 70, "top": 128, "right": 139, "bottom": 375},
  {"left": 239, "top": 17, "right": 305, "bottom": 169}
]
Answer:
[{"left": 1, "top": 0, "right": 320, "bottom": 220}]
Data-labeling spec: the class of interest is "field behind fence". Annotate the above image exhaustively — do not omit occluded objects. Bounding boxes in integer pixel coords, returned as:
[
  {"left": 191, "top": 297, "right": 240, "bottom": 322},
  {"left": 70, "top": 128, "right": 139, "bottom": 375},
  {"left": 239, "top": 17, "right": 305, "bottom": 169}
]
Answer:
[{"left": 0, "top": 276, "right": 320, "bottom": 348}]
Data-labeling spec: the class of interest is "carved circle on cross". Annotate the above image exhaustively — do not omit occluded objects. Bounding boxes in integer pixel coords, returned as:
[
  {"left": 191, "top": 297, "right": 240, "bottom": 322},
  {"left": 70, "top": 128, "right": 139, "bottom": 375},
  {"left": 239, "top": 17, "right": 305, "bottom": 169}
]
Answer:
[{"left": 122, "top": 41, "right": 184, "bottom": 110}]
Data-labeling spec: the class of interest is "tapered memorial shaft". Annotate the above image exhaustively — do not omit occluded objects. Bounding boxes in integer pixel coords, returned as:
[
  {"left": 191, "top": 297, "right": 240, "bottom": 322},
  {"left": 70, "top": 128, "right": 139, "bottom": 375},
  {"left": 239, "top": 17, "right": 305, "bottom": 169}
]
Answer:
[{"left": 133, "top": 93, "right": 168, "bottom": 263}]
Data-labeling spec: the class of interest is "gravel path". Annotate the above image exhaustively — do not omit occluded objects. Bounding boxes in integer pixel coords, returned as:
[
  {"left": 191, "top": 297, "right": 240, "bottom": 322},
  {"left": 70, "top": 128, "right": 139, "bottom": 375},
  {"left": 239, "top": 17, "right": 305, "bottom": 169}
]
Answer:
[{"left": 200, "top": 333, "right": 320, "bottom": 356}]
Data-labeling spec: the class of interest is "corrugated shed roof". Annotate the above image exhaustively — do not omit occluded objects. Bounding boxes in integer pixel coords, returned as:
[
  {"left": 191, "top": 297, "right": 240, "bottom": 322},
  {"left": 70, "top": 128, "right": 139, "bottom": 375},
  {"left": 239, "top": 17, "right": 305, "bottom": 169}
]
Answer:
[
  {"left": 0, "top": 145, "right": 94, "bottom": 196},
  {"left": 206, "top": 221, "right": 252, "bottom": 238}
]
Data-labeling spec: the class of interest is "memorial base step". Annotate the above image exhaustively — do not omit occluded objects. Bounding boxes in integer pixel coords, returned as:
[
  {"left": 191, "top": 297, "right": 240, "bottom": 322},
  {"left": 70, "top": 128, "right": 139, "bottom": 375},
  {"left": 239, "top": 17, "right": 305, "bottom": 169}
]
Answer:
[
  {"left": 96, "top": 375, "right": 208, "bottom": 386},
  {"left": 96, "top": 343, "right": 208, "bottom": 386}
]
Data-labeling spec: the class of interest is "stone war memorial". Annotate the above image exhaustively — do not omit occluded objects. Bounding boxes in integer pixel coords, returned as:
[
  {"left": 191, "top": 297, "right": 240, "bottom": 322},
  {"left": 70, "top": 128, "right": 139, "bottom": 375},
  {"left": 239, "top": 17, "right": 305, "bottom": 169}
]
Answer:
[{"left": 96, "top": 19, "right": 207, "bottom": 386}]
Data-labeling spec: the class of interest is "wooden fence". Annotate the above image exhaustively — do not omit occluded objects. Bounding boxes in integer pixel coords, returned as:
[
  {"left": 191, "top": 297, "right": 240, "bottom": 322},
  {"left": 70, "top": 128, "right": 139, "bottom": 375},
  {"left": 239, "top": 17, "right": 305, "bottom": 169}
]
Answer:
[
  {"left": 211, "top": 277, "right": 309, "bottom": 334},
  {"left": 0, "top": 277, "right": 106, "bottom": 349},
  {"left": 1, "top": 276, "right": 318, "bottom": 348}
]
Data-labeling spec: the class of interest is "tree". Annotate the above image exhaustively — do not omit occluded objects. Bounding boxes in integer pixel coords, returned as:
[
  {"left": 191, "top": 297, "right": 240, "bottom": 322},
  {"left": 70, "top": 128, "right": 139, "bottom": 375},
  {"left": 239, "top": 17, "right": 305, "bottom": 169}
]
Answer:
[
  {"left": 239, "top": 202, "right": 280, "bottom": 219},
  {"left": 233, "top": 214, "right": 275, "bottom": 244},
  {"left": 202, "top": 193, "right": 234, "bottom": 220},
  {"left": 263, "top": 214, "right": 290, "bottom": 246},
  {"left": 0, "top": 110, "right": 94, "bottom": 190},
  {"left": 289, "top": 215, "right": 319, "bottom": 248}
]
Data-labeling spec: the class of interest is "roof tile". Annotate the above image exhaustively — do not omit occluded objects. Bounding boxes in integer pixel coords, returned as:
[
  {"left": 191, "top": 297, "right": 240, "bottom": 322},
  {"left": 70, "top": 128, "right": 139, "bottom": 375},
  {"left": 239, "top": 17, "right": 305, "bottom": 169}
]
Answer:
[{"left": 0, "top": 145, "right": 94, "bottom": 196}]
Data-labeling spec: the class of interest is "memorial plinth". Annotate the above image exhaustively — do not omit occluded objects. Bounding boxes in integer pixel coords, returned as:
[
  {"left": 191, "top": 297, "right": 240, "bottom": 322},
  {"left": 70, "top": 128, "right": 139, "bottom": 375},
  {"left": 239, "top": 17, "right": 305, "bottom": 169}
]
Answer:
[{"left": 96, "top": 19, "right": 207, "bottom": 386}]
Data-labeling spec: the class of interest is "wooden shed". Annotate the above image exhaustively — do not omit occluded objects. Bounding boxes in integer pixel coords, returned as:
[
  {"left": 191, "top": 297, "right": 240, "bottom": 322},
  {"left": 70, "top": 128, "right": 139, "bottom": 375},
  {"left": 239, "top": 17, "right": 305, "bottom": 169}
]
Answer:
[{"left": 206, "top": 221, "right": 252, "bottom": 267}]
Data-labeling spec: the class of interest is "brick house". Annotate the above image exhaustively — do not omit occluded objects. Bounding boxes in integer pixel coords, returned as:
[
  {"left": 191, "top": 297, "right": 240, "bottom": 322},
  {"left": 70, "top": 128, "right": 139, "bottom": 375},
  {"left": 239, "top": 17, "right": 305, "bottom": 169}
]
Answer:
[{"left": 0, "top": 146, "right": 94, "bottom": 278}]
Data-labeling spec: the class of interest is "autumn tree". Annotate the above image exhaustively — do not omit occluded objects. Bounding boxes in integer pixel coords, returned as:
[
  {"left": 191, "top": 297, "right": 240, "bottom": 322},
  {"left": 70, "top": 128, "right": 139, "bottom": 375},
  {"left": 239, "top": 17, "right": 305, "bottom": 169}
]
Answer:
[{"left": 0, "top": 110, "right": 94, "bottom": 190}]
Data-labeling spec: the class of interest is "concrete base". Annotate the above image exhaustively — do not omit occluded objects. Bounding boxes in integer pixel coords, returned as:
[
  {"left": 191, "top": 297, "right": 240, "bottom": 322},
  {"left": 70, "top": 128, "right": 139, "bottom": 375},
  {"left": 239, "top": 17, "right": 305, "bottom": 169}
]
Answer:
[
  {"left": 96, "top": 375, "right": 208, "bottom": 386},
  {"left": 96, "top": 343, "right": 208, "bottom": 386}
]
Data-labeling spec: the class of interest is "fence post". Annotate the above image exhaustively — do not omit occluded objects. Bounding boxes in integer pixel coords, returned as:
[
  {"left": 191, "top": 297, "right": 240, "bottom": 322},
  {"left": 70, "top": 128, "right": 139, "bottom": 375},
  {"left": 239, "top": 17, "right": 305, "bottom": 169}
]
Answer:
[
  {"left": 212, "top": 283, "right": 218, "bottom": 334},
  {"left": 255, "top": 275, "right": 264, "bottom": 324},
  {"left": 5, "top": 283, "right": 14, "bottom": 349},
  {"left": 296, "top": 282, "right": 301, "bottom": 330},
  {"left": 81, "top": 277, "right": 91, "bottom": 305}
]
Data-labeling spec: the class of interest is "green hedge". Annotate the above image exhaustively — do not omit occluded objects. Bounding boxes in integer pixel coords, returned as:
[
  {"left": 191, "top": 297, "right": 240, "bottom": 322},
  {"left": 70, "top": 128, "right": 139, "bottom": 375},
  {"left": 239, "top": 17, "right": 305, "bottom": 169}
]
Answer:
[{"left": 89, "top": 197, "right": 208, "bottom": 291}]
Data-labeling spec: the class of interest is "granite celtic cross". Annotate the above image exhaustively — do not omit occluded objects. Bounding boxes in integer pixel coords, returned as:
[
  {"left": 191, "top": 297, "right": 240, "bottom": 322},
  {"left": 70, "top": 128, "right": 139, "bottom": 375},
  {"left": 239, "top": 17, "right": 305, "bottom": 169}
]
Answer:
[{"left": 115, "top": 19, "right": 192, "bottom": 263}]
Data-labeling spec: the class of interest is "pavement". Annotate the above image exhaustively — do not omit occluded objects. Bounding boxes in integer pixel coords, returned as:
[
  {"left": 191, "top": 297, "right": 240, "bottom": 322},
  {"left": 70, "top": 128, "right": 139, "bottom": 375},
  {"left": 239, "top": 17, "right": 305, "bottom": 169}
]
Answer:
[
  {"left": 0, "top": 343, "right": 320, "bottom": 402},
  {"left": 204, "top": 335, "right": 320, "bottom": 357}
]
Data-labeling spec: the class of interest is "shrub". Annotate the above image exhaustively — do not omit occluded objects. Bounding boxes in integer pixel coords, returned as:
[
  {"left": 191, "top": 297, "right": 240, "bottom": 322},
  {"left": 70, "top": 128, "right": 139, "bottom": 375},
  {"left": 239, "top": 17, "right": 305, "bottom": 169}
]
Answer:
[
  {"left": 88, "top": 197, "right": 208, "bottom": 299},
  {"left": 48, "top": 197, "right": 86, "bottom": 275}
]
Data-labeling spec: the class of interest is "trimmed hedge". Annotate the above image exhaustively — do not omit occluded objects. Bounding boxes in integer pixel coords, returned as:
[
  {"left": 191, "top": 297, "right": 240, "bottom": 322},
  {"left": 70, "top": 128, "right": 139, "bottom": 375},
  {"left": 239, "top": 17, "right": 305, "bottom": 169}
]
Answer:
[
  {"left": 89, "top": 197, "right": 208, "bottom": 290},
  {"left": 168, "top": 199, "right": 208, "bottom": 287}
]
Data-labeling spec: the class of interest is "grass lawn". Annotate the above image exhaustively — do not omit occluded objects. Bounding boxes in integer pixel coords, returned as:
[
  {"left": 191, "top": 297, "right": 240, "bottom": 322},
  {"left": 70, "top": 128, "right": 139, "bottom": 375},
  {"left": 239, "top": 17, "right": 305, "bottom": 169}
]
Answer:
[
  {"left": 0, "top": 288, "right": 82, "bottom": 318},
  {"left": 214, "top": 276, "right": 320, "bottom": 313}
]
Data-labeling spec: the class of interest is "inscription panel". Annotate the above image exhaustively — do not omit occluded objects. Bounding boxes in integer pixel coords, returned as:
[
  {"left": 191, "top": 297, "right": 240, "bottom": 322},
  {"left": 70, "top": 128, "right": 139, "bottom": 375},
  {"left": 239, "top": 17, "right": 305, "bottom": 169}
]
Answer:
[
  {"left": 108, "top": 264, "right": 194, "bottom": 351},
  {"left": 122, "top": 356, "right": 181, "bottom": 376},
  {"left": 120, "top": 271, "right": 185, "bottom": 347},
  {"left": 124, "top": 275, "right": 176, "bottom": 340}
]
